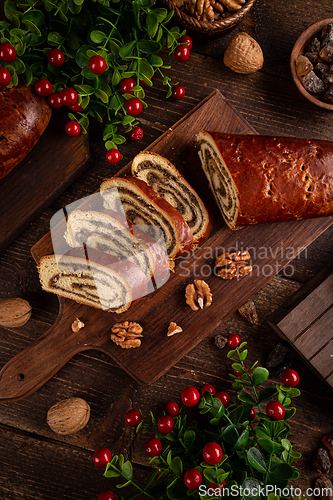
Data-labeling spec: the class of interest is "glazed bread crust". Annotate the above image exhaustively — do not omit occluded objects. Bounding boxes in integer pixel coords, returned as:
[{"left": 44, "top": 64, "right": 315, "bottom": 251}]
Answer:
[
  {"left": 0, "top": 84, "right": 52, "bottom": 181},
  {"left": 197, "top": 131, "right": 333, "bottom": 228}
]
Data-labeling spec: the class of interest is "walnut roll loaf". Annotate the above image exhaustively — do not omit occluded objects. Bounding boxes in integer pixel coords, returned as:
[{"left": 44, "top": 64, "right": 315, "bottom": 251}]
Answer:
[
  {"left": 38, "top": 248, "right": 147, "bottom": 313},
  {"left": 64, "top": 209, "right": 169, "bottom": 288},
  {"left": 197, "top": 131, "right": 333, "bottom": 229},
  {"left": 100, "top": 176, "right": 193, "bottom": 261},
  {"left": 131, "top": 151, "right": 212, "bottom": 246}
]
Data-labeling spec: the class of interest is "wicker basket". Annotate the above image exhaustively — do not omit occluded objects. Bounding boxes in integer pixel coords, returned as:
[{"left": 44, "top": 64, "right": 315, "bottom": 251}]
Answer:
[{"left": 161, "top": 0, "right": 256, "bottom": 37}]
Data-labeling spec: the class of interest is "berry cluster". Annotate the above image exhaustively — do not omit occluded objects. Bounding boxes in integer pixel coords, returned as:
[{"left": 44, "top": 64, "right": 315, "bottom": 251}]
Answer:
[{"left": 93, "top": 334, "right": 301, "bottom": 500}]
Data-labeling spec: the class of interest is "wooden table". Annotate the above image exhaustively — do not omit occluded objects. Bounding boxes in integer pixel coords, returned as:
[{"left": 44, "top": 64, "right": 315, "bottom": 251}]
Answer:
[{"left": 1, "top": 0, "right": 333, "bottom": 498}]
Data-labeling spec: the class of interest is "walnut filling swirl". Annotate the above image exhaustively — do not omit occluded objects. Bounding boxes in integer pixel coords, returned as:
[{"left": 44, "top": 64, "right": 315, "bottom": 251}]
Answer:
[
  {"left": 102, "top": 187, "right": 177, "bottom": 257},
  {"left": 198, "top": 138, "right": 238, "bottom": 226}
]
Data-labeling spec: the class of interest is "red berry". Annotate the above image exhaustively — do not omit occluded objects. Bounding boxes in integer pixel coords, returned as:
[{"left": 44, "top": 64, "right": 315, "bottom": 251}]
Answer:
[
  {"left": 106, "top": 148, "right": 121, "bottom": 164},
  {"left": 70, "top": 102, "right": 83, "bottom": 112},
  {"left": 89, "top": 55, "right": 107, "bottom": 75},
  {"left": 98, "top": 492, "right": 116, "bottom": 500},
  {"left": 125, "top": 409, "right": 141, "bottom": 427},
  {"left": 145, "top": 437, "right": 162, "bottom": 457},
  {"left": 157, "top": 415, "right": 174, "bottom": 434},
  {"left": 248, "top": 407, "right": 256, "bottom": 421},
  {"left": 179, "top": 35, "right": 193, "bottom": 50},
  {"left": 281, "top": 369, "right": 299, "bottom": 387},
  {"left": 129, "top": 126, "right": 143, "bottom": 141},
  {"left": 172, "top": 84, "right": 185, "bottom": 100},
  {"left": 163, "top": 400, "right": 179, "bottom": 417},
  {"left": 121, "top": 78, "right": 136, "bottom": 94},
  {"left": 0, "top": 42, "right": 16, "bottom": 63},
  {"left": 47, "top": 48, "right": 65, "bottom": 67},
  {"left": 200, "top": 384, "right": 216, "bottom": 396},
  {"left": 184, "top": 469, "right": 202, "bottom": 490},
  {"left": 203, "top": 442, "right": 223, "bottom": 465},
  {"left": 233, "top": 363, "right": 249, "bottom": 377},
  {"left": 61, "top": 87, "right": 78, "bottom": 106},
  {"left": 266, "top": 401, "right": 285, "bottom": 421},
  {"left": 48, "top": 92, "right": 63, "bottom": 109},
  {"left": 215, "top": 391, "right": 230, "bottom": 407},
  {"left": 0, "top": 67, "right": 11, "bottom": 87},
  {"left": 35, "top": 78, "right": 53, "bottom": 97},
  {"left": 181, "top": 386, "right": 200, "bottom": 407},
  {"left": 65, "top": 120, "right": 81, "bottom": 136},
  {"left": 93, "top": 447, "right": 112, "bottom": 468},
  {"left": 125, "top": 97, "right": 142, "bottom": 116},
  {"left": 228, "top": 334, "right": 241, "bottom": 348},
  {"left": 174, "top": 45, "right": 190, "bottom": 62}
]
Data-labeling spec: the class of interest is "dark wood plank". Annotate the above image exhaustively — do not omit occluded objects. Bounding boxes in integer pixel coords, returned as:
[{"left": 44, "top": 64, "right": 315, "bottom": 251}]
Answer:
[{"left": 0, "top": 111, "right": 91, "bottom": 254}]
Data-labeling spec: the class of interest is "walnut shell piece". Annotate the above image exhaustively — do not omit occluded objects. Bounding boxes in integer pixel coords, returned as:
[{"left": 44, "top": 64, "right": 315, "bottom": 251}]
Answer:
[
  {"left": 0, "top": 298, "right": 32, "bottom": 327},
  {"left": 167, "top": 322, "right": 183, "bottom": 337},
  {"left": 223, "top": 32, "right": 264, "bottom": 74},
  {"left": 72, "top": 318, "right": 85, "bottom": 332},
  {"left": 47, "top": 397, "right": 90, "bottom": 435}
]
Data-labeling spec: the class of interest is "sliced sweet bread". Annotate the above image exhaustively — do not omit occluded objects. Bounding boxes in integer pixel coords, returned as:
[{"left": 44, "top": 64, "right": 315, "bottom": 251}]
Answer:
[
  {"left": 64, "top": 209, "right": 169, "bottom": 287},
  {"left": 100, "top": 176, "right": 193, "bottom": 261},
  {"left": 131, "top": 151, "right": 212, "bottom": 246},
  {"left": 38, "top": 248, "right": 147, "bottom": 313}
]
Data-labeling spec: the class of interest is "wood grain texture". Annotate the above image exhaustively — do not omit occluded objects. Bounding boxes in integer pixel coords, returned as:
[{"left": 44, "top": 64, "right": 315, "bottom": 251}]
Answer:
[
  {"left": 0, "top": 111, "right": 91, "bottom": 254},
  {"left": 0, "top": 91, "right": 332, "bottom": 403},
  {"left": 0, "top": 0, "right": 333, "bottom": 498}
]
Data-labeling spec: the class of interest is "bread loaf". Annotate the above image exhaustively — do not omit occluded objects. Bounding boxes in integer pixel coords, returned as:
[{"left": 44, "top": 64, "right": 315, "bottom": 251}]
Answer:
[
  {"left": 131, "top": 151, "right": 213, "bottom": 246},
  {"left": 100, "top": 176, "right": 193, "bottom": 261},
  {"left": 197, "top": 131, "right": 333, "bottom": 229},
  {"left": 0, "top": 84, "right": 52, "bottom": 181},
  {"left": 38, "top": 248, "right": 147, "bottom": 313},
  {"left": 64, "top": 209, "right": 169, "bottom": 287}
]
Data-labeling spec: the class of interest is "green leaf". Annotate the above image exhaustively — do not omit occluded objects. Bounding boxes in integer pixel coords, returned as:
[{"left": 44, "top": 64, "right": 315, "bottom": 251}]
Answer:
[
  {"left": 152, "top": 8, "right": 168, "bottom": 22},
  {"left": 123, "top": 461, "right": 133, "bottom": 481},
  {"left": 238, "top": 392, "right": 256, "bottom": 405},
  {"left": 75, "top": 83, "right": 95, "bottom": 95},
  {"left": 122, "top": 115, "right": 135, "bottom": 126},
  {"left": 95, "top": 88, "right": 109, "bottom": 103},
  {"left": 146, "top": 12, "right": 158, "bottom": 39},
  {"left": 138, "top": 40, "right": 161, "bottom": 54},
  {"left": 119, "top": 40, "right": 136, "bottom": 58},
  {"left": 148, "top": 54, "right": 163, "bottom": 67},
  {"left": 23, "top": 64, "right": 32, "bottom": 85},
  {"left": 287, "top": 388, "right": 301, "bottom": 398},
  {"left": 21, "top": 19, "right": 41, "bottom": 36},
  {"left": 239, "top": 349, "right": 248, "bottom": 361},
  {"left": 90, "top": 30, "right": 107, "bottom": 43},
  {"left": 242, "top": 478, "right": 264, "bottom": 500},
  {"left": 170, "top": 456, "right": 182, "bottom": 476},
  {"left": 255, "top": 427, "right": 271, "bottom": 439},
  {"left": 47, "top": 31, "right": 64, "bottom": 45},
  {"left": 184, "top": 430, "right": 196, "bottom": 448},
  {"left": 228, "top": 405, "right": 243, "bottom": 424},
  {"left": 231, "top": 427, "right": 250, "bottom": 451},
  {"left": 117, "top": 480, "right": 132, "bottom": 489},
  {"left": 278, "top": 393, "right": 291, "bottom": 406},
  {"left": 252, "top": 367, "right": 269, "bottom": 386},
  {"left": 22, "top": 10, "right": 44, "bottom": 27},
  {"left": 104, "top": 469, "right": 120, "bottom": 478},
  {"left": 270, "top": 463, "right": 295, "bottom": 480},
  {"left": 284, "top": 407, "right": 296, "bottom": 419},
  {"left": 203, "top": 468, "right": 217, "bottom": 482},
  {"left": 258, "top": 438, "right": 285, "bottom": 455},
  {"left": 145, "top": 468, "right": 158, "bottom": 489},
  {"left": 222, "top": 424, "right": 238, "bottom": 445},
  {"left": 258, "top": 387, "right": 278, "bottom": 403},
  {"left": 112, "top": 68, "right": 122, "bottom": 85},
  {"left": 267, "top": 494, "right": 279, "bottom": 500},
  {"left": 118, "top": 454, "right": 124, "bottom": 470},
  {"left": 167, "top": 450, "right": 172, "bottom": 466},
  {"left": 247, "top": 447, "right": 268, "bottom": 473},
  {"left": 167, "top": 478, "right": 188, "bottom": 500}
]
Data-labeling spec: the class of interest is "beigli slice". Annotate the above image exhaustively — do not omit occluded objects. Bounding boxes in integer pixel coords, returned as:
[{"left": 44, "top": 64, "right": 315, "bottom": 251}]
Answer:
[
  {"left": 131, "top": 151, "right": 212, "bottom": 246},
  {"left": 38, "top": 248, "right": 147, "bottom": 313},
  {"left": 197, "top": 131, "right": 333, "bottom": 229},
  {"left": 100, "top": 176, "right": 193, "bottom": 261},
  {"left": 64, "top": 209, "right": 169, "bottom": 288}
]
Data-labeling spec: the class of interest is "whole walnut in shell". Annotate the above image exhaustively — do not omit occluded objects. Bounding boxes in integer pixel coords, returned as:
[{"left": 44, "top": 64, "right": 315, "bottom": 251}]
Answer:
[
  {"left": 47, "top": 397, "right": 90, "bottom": 435},
  {"left": 224, "top": 32, "right": 264, "bottom": 74}
]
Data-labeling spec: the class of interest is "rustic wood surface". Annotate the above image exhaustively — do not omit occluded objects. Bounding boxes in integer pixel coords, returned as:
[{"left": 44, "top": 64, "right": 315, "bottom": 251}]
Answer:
[{"left": 1, "top": 0, "right": 333, "bottom": 498}]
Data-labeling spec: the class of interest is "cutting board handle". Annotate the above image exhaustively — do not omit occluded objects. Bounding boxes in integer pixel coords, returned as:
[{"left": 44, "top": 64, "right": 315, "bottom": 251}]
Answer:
[{"left": 0, "top": 297, "right": 113, "bottom": 403}]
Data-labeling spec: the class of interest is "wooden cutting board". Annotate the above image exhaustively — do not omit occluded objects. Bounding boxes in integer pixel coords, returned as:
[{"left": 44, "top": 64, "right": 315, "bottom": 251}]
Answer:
[
  {"left": 267, "top": 259, "right": 333, "bottom": 390},
  {"left": 0, "top": 111, "right": 91, "bottom": 254},
  {"left": 0, "top": 89, "right": 332, "bottom": 403}
]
